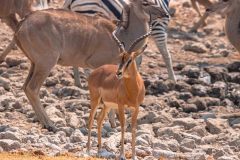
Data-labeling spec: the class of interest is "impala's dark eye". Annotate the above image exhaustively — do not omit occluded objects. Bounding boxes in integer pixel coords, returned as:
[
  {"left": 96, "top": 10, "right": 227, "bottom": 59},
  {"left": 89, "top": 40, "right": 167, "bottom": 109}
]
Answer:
[{"left": 142, "top": 1, "right": 149, "bottom": 6}]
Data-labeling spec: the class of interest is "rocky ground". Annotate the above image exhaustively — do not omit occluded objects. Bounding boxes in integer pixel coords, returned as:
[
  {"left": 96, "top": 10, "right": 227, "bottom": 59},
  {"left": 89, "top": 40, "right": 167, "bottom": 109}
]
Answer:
[{"left": 0, "top": 0, "right": 239, "bottom": 160}]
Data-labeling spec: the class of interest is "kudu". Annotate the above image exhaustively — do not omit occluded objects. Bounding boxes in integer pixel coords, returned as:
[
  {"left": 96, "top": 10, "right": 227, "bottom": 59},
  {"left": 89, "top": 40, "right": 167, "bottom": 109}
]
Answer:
[
  {"left": 0, "top": 0, "right": 49, "bottom": 63},
  {"left": 190, "top": 0, "right": 214, "bottom": 32},
  {"left": 87, "top": 32, "right": 148, "bottom": 159},
  {"left": 14, "top": 0, "right": 168, "bottom": 131},
  {"left": 206, "top": 0, "right": 240, "bottom": 53}
]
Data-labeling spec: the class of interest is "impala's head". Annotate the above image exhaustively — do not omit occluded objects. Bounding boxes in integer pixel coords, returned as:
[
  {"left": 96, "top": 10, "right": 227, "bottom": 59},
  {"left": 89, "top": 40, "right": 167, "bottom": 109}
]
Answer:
[
  {"left": 206, "top": 0, "right": 240, "bottom": 14},
  {"left": 121, "top": 0, "right": 170, "bottom": 28},
  {"left": 116, "top": 51, "right": 140, "bottom": 79}
]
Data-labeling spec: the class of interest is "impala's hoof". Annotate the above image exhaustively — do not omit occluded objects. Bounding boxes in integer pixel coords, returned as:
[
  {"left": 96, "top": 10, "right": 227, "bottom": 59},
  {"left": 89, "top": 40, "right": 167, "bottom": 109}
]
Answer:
[{"left": 119, "top": 156, "right": 126, "bottom": 160}]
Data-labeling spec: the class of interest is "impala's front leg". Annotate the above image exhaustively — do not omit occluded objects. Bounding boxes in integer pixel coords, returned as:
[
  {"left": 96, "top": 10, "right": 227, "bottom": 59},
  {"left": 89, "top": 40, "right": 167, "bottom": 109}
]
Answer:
[
  {"left": 118, "top": 104, "right": 126, "bottom": 160},
  {"left": 131, "top": 107, "right": 139, "bottom": 160}
]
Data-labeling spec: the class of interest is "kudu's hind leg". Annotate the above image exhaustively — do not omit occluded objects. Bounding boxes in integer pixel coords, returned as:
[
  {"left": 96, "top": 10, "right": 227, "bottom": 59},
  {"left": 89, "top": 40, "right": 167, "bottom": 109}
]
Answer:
[
  {"left": 0, "top": 15, "right": 18, "bottom": 63},
  {"left": 24, "top": 62, "right": 56, "bottom": 132},
  {"left": 73, "top": 67, "right": 81, "bottom": 88}
]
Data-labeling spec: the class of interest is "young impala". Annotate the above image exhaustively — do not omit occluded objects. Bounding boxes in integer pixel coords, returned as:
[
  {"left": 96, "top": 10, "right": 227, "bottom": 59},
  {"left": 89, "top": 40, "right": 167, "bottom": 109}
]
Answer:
[{"left": 87, "top": 29, "right": 149, "bottom": 159}]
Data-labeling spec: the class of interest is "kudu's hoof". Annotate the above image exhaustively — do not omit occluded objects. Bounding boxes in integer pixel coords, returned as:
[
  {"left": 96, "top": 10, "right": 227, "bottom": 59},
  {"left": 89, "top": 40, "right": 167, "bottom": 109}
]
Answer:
[
  {"left": 189, "top": 28, "right": 198, "bottom": 33},
  {"left": 44, "top": 124, "right": 57, "bottom": 132}
]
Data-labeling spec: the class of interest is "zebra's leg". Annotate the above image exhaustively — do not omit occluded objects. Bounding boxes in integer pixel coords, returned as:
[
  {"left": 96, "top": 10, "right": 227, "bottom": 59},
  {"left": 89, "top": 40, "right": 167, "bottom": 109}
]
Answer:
[{"left": 151, "top": 19, "right": 176, "bottom": 82}]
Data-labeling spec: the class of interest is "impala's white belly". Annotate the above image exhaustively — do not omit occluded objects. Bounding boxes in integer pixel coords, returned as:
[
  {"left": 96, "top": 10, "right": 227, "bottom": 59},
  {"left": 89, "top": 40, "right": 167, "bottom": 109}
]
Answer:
[{"left": 103, "top": 102, "right": 128, "bottom": 109}]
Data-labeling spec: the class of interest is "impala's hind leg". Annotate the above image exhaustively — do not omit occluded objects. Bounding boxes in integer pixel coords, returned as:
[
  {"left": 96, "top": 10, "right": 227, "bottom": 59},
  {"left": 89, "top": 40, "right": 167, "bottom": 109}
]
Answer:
[
  {"left": 87, "top": 90, "right": 101, "bottom": 153},
  {"left": 97, "top": 105, "right": 111, "bottom": 153},
  {"left": 24, "top": 61, "right": 56, "bottom": 132}
]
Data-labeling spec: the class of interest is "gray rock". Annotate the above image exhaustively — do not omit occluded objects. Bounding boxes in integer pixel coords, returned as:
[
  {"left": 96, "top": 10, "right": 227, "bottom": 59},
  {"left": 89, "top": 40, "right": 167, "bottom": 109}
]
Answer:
[
  {"left": 54, "top": 86, "right": 89, "bottom": 98},
  {"left": 152, "top": 149, "right": 178, "bottom": 159},
  {"left": 227, "top": 61, "right": 240, "bottom": 72},
  {"left": 66, "top": 113, "right": 80, "bottom": 129},
  {"left": 188, "top": 97, "right": 207, "bottom": 111},
  {"left": 22, "top": 135, "right": 39, "bottom": 143},
  {"left": 180, "top": 138, "right": 196, "bottom": 149},
  {"left": 5, "top": 57, "right": 23, "bottom": 67},
  {"left": 204, "top": 67, "right": 229, "bottom": 83},
  {"left": 182, "top": 65, "right": 201, "bottom": 79},
  {"left": 175, "top": 81, "right": 191, "bottom": 92},
  {"left": 45, "top": 106, "right": 66, "bottom": 127},
  {"left": 179, "top": 92, "right": 193, "bottom": 101},
  {"left": 228, "top": 72, "right": 240, "bottom": 84},
  {"left": 45, "top": 76, "right": 59, "bottom": 87},
  {"left": 0, "top": 131, "right": 21, "bottom": 142},
  {"left": 70, "top": 130, "right": 85, "bottom": 143},
  {"left": 201, "top": 97, "right": 221, "bottom": 107},
  {"left": 190, "top": 126, "right": 208, "bottom": 137},
  {"left": 146, "top": 80, "right": 169, "bottom": 95},
  {"left": 210, "top": 81, "right": 227, "bottom": 99},
  {"left": 0, "top": 77, "right": 10, "bottom": 91},
  {"left": 191, "top": 84, "right": 208, "bottom": 97},
  {"left": 200, "top": 112, "right": 217, "bottom": 121},
  {"left": 182, "top": 103, "right": 198, "bottom": 113},
  {"left": 0, "top": 139, "right": 21, "bottom": 151},
  {"left": 172, "top": 118, "right": 199, "bottom": 130},
  {"left": 168, "top": 97, "right": 184, "bottom": 108},
  {"left": 183, "top": 42, "right": 207, "bottom": 54},
  {"left": 156, "top": 126, "right": 183, "bottom": 142},
  {"left": 206, "top": 118, "right": 229, "bottom": 134},
  {"left": 180, "top": 132, "right": 202, "bottom": 144}
]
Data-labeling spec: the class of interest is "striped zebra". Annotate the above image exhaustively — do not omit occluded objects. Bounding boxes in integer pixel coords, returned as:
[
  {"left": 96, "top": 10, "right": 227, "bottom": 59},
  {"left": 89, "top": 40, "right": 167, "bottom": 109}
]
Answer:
[{"left": 63, "top": 0, "right": 176, "bottom": 82}]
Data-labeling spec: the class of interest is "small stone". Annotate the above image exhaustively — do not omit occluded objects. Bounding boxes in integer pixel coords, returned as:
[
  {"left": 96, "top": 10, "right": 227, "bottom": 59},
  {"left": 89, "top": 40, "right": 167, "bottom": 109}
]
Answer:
[
  {"left": 45, "top": 76, "right": 59, "bottom": 87},
  {"left": 172, "top": 118, "right": 199, "bottom": 130},
  {"left": 5, "top": 57, "right": 23, "bottom": 67},
  {"left": 70, "top": 130, "right": 85, "bottom": 143},
  {"left": 188, "top": 97, "right": 207, "bottom": 111},
  {"left": 181, "top": 138, "right": 196, "bottom": 149},
  {"left": 0, "top": 77, "right": 10, "bottom": 91},
  {"left": 227, "top": 61, "right": 240, "bottom": 72},
  {"left": 0, "top": 139, "right": 21, "bottom": 151},
  {"left": 179, "top": 92, "right": 193, "bottom": 101},
  {"left": 182, "top": 103, "right": 198, "bottom": 113},
  {"left": 206, "top": 118, "right": 229, "bottom": 134},
  {"left": 66, "top": 113, "right": 80, "bottom": 129},
  {"left": 191, "top": 84, "right": 208, "bottom": 97},
  {"left": 183, "top": 42, "right": 207, "bottom": 54},
  {"left": 182, "top": 65, "right": 200, "bottom": 79},
  {"left": 204, "top": 67, "right": 229, "bottom": 83},
  {"left": 210, "top": 81, "right": 227, "bottom": 99},
  {"left": 0, "top": 131, "right": 21, "bottom": 142}
]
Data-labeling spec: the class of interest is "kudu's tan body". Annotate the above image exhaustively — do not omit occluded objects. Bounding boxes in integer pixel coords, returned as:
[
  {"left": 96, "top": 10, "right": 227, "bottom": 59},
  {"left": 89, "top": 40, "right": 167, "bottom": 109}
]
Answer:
[
  {"left": 0, "top": 0, "right": 49, "bottom": 63},
  {"left": 224, "top": 0, "right": 240, "bottom": 53},
  {"left": 190, "top": 0, "right": 214, "bottom": 32},
  {"left": 199, "top": 0, "right": 240, "bottom": 53},
  {"left": 0, "top": 0, "right": 33, "bottom": 30},
  {"left": 14, "top": 0, "right": 167, "bottom": 131}
]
